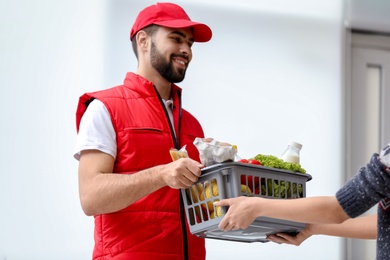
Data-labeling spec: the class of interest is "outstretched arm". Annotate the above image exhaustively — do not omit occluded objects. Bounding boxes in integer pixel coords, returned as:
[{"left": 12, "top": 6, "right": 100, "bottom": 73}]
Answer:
[
  {"left": 214, "top": 196, "right": 349, "bottom": 231},
  {"left": 267, "top": 214, "right": 377, "bottom": 245}
]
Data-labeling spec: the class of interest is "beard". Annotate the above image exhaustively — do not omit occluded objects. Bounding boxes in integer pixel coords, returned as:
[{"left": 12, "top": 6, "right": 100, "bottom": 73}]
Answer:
[{"left": 150, "top": 40, "right": 187, "bottom": 83}]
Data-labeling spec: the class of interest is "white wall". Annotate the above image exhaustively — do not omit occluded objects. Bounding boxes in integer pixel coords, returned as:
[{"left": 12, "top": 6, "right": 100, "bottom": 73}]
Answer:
[
  {"left": 0, "top": 0, "right": 104, "bottom": 258},
  {"left": 0, "top": 0, "right": 345, "bottom": 259}
]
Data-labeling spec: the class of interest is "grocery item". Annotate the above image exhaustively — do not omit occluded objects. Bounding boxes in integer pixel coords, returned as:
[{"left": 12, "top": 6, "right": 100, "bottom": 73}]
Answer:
[
  {"left": 200, "top": 179, "right": 219, "bottom": 212},
  {"left": 200, "top": 179, "right": 219, "bottom": 200},
  {"left": 169, "top": 145, "right": 189, "bottom": 161},
  {"left": 190, "top": 184, "right": 203, "bottom": 203},
  {"left": 193, "top": 138, "right": 237, "bottom": 166},
  {"left": 254, "top": 154, "right": 306, "bottom": 174},
  {"left": 241, "top": 184, "right": 252, "bottom": 194},
  {"left": 210, "top": 204, "right": 223, "bottom": 219},
  {"left": 280, "top": 141, "right": 302, "bottom": 164},
  {"left": 248, "top": 159, "right": 261, "bottom": 165}
]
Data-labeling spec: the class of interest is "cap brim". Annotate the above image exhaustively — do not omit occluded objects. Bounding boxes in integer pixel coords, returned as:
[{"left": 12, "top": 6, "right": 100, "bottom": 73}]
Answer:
[{"left": 154, "top": 20, "right": 212, "bottom": 42}]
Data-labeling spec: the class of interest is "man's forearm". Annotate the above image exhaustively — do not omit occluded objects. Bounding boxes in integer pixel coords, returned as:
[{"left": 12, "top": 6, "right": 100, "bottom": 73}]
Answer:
[{"left": 79, "top": 166, "right": 166, "bottom": 216}]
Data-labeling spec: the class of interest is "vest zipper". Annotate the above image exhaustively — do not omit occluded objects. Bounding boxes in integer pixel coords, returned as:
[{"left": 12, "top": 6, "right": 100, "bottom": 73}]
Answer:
[
  {"left": 154, "top": 86, "right": 179, "bottom": 149},
  {"left": 154, "top": 86, "right": 188, "bottom": 260},
  {"left": 175, "top": 90, "right": 188, "bottom": 260}
]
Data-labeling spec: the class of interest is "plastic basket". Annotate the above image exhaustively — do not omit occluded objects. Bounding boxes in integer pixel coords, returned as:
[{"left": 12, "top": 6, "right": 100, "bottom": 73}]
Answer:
[{"left": 181, "top": 162, "right": 312, "bottom": 243}]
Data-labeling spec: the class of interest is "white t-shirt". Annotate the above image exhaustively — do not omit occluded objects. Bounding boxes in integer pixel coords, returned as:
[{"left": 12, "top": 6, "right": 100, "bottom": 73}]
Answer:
[
  {"left": 74, "top": 99, "right": 117, "bottom": 160},
  {"left": 74, "top": 98, "right": 175, "bottom": 160}
]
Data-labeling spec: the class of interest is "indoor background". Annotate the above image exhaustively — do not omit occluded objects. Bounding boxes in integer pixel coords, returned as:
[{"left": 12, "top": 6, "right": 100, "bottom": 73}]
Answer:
[{"left": 1, "top": 0, "right": 389, "bottom": 259}]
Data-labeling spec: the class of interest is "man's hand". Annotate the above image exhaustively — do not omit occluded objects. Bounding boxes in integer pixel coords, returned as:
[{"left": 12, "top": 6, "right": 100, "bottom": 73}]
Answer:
[{"left": 161, "top": 158, "right": 204, "bottom": 189}]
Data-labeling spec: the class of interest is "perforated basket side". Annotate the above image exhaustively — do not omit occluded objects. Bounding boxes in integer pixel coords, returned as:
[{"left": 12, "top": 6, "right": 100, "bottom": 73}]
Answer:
[
  {"left": 181, "top": 162, "right": 312, "bottom": 240},
  {"left": 181, "top": 167, "right": 228, "bottom": 234},
  {"left": 229, "top": 164, "right": 308, "bottom": 199}
]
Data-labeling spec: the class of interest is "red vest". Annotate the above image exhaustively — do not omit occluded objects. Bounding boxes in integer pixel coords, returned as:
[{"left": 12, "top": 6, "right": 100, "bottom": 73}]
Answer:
[{"left": 76, "top": 73, "right": 206, "bottom": 260}]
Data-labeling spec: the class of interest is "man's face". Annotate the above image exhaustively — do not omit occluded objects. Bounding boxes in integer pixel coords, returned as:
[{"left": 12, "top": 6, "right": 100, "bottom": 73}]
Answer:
[{"left": 150, "top": 27, "right": 194, "bottom": 83}]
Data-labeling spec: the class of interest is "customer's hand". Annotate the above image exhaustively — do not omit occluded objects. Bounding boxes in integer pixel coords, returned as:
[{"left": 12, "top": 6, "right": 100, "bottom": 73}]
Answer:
[
  {"left": 214, "top": 197, "right": 260, "bottom": 231},
  {"left": 266, "top": 224, "right": 313, "bottom": 246}
]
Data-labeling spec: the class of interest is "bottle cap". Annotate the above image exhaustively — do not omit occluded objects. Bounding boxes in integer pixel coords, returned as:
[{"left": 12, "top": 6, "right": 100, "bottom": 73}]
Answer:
[{"left": 289, "top": 141, "right": 302, "bottom": 150}]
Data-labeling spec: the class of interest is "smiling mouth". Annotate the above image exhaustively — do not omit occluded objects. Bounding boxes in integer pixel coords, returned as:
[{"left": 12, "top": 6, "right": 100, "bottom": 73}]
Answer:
[
  {"left": 173, "top": 57, "right": 188, "bottom": 67},
  {"left": 175, "top": 59, "right": 186, "bottom": 65}
]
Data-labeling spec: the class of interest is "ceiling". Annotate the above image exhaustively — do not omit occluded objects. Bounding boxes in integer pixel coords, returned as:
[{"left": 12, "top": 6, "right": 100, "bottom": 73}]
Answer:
[
  {"left": 347, "top": 0, "right": 390, "bottom": 34},
  {"left": 175, "top": 0, "right": 390, "bottom": 34}
]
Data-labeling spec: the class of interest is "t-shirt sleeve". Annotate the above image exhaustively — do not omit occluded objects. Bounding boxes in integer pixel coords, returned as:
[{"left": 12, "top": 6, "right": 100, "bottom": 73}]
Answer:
[
  {"left": 73, "top": 99, "right": 117, "bottom": 160},
  {"left": 336, "top": 153, "right": 390, "bottom": 218}
]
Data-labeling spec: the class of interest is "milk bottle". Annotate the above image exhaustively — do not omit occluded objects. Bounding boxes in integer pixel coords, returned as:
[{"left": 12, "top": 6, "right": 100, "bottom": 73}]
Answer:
[{"left": 280, "top": 141, "right": 302, "bottom": 164}]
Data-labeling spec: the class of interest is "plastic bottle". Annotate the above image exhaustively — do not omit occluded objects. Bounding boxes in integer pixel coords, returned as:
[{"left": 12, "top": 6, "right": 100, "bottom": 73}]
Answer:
[{"left": 280, "top": 141, "right": 302, "bottom": 164}]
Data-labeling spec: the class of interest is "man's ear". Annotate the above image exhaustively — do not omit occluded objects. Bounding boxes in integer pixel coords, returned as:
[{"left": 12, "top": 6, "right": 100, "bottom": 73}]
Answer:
[{"left": 136, "top": 30, "right": 149, "bottom": 51}]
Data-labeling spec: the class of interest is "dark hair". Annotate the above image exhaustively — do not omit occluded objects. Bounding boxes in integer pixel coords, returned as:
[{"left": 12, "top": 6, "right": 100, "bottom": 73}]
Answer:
[{"left": 131, "top": 24, "right": 159, "bottom": 59}]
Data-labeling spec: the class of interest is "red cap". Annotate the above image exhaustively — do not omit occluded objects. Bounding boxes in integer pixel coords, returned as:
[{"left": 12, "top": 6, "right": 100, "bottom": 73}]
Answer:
[{"left": 130, "top": 2, "right": 212, "bottom": 42}]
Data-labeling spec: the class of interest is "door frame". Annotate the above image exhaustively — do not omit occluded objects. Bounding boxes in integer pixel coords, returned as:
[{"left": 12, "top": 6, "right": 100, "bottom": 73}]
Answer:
[{"left": 344, "top": 30, "right": 390, "bottom": 260}]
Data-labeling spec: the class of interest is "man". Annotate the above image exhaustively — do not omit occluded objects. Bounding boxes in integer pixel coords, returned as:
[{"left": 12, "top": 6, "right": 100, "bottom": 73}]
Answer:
[{"left": 74, "top": 3, "right": 212, "bottom": 259}]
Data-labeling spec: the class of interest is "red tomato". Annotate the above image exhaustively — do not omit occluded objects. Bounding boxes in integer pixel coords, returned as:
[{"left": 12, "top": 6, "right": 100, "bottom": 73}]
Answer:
[
  {"left": 241, "top": 175, "right": 252, "bottom": 186},
  {"left": 248, "top": 159, "right": 262, "bottom": 165},
  {"left": 253, "top": 176, "right": 260, "bottom": 189},
  {"left": 238, "top": 159, "right": 249, "bottom": 163},
  {"left": 241, "top": 175, "right": 260, "bottom": 190}
]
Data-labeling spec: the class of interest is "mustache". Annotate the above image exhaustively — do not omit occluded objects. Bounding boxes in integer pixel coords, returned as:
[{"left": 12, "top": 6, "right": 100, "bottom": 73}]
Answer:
[{"left": 171, "top": 53, "right": 189, "bottom": 61}]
